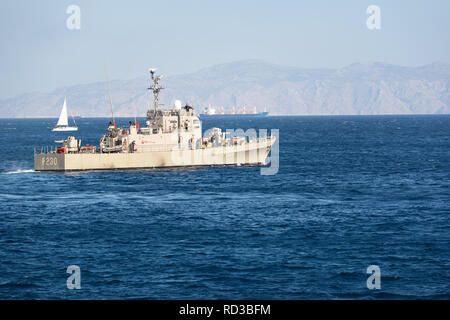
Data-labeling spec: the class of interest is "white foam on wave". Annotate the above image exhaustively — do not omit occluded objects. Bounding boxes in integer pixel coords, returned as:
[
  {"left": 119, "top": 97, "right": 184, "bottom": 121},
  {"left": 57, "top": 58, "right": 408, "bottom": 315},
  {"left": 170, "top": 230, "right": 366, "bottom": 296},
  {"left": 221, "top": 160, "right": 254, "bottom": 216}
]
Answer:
[{"left": 4, "top": 169, "right": 35, "bottom": 174}]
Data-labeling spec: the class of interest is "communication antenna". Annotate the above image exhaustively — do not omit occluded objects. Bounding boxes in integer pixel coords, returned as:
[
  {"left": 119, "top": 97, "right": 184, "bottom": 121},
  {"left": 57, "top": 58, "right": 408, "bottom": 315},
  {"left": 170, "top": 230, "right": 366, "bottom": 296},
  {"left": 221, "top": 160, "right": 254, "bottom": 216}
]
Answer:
[
  {"left": 104, "top": 57, "right": 115, "bottom": 125},
  {"left": 128, "top": 61, "right": 137, "bottom": 124},
  {"left": 131, "top": 80, "right": 137, "bottom": 124},
  {"left": 148, "top": 68, "right": 164, "bottom": 111}
]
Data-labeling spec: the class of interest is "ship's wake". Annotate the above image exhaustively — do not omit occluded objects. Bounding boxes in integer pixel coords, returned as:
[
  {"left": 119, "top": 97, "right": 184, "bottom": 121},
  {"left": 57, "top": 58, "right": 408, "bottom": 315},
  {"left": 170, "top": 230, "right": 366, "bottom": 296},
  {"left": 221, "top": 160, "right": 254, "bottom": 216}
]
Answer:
[{"left": 4, "top": 169, "right": 35, "bottom": 174}]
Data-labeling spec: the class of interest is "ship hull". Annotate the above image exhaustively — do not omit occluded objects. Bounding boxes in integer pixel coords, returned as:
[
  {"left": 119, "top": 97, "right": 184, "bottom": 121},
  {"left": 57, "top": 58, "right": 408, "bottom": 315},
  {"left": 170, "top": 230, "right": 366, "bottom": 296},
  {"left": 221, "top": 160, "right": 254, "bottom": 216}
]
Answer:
[
  {"left": 34, "top": 138, "right": 275, "bottom": 171},
  {"left": 52, "top": 127, "right": 78, "bottom": 132}
]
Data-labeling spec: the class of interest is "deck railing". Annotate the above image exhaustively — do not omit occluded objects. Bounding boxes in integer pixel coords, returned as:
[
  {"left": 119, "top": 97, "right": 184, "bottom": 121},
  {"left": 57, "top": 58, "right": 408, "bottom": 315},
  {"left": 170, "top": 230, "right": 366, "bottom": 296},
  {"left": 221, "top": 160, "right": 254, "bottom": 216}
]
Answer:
[{"left": 34, "top": 137, "right": 272, "bottom": 155}]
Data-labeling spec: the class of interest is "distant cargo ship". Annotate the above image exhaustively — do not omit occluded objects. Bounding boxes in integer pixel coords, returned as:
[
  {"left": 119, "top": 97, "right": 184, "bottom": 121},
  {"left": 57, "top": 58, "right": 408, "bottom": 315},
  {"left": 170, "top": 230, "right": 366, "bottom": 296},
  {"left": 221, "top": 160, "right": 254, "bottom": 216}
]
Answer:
[{"left": 199, "top": 106, "right": 269, "bottom": 118}]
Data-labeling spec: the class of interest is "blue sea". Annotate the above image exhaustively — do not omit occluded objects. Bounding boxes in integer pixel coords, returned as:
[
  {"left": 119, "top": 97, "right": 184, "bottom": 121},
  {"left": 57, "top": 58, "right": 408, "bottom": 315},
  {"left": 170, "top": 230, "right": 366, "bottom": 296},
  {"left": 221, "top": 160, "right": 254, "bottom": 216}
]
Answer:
[{"left": 0, "top": 115, "right": 449, "bottom": 299}]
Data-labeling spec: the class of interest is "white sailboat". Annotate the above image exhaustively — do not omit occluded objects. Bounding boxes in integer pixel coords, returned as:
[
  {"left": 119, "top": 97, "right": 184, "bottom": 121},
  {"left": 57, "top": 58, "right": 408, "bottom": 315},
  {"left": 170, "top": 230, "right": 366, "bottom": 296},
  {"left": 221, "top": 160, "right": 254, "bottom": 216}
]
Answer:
[{"left": 52, "top": 97, "right": 78, "bottom": 131}]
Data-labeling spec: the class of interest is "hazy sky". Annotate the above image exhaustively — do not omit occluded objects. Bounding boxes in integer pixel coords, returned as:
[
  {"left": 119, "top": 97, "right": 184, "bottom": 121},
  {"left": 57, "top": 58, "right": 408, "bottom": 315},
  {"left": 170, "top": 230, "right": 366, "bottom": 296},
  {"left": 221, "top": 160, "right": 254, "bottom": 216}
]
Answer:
[{"left": 1, "top": 0, "right": 449, "bottom": 99}]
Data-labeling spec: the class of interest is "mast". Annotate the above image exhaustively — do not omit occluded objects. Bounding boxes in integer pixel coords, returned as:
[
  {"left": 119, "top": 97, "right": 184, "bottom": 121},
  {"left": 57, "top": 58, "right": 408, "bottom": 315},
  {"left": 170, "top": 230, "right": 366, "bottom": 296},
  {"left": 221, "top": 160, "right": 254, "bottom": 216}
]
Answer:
[
  {"left": 104, "top": 57, "right": 115, "bottom": 125},
  {"left": 127, "top": 60, "right": 137, "bottom": 124},
  {"left": 148, "top": 68, "right": 164, "bottom": 112}
]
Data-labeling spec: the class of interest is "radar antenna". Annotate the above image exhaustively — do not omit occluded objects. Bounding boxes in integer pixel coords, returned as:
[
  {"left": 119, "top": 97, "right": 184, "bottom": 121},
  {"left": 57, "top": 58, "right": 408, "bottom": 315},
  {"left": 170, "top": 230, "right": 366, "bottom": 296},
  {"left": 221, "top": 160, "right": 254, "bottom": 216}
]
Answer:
[{"left": 148, "top": 68, "right": 164, "bottom": 111}]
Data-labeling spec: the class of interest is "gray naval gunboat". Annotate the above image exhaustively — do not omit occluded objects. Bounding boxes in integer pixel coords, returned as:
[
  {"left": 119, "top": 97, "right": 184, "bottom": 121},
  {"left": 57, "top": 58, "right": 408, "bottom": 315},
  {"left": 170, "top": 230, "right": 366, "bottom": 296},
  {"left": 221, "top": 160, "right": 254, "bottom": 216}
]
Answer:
[{"left": 34, "top": 69, "right": 276, "bottom": 171}]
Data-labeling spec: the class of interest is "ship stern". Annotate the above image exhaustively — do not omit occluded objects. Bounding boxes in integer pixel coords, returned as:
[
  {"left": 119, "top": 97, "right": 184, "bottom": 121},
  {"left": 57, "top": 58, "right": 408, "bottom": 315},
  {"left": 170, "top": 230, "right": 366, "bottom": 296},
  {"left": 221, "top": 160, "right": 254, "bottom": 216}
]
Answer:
[{"left": 34, "top": 153, "right": 66, "bottom": 171}]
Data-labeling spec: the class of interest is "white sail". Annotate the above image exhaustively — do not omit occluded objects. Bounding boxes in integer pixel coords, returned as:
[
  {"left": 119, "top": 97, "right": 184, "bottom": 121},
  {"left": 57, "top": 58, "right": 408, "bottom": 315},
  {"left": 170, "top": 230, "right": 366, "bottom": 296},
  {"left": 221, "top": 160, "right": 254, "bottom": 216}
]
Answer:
[{"left": 56, "top": 98, "right": 69, "bottom": 127}]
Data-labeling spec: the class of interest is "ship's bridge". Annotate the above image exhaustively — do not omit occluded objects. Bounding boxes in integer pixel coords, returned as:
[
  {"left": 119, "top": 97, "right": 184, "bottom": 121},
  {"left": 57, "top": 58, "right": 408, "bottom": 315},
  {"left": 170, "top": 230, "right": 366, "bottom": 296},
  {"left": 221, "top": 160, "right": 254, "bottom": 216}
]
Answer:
[{"left": 144, "top": 104, "right": 201, "bottom": 136}]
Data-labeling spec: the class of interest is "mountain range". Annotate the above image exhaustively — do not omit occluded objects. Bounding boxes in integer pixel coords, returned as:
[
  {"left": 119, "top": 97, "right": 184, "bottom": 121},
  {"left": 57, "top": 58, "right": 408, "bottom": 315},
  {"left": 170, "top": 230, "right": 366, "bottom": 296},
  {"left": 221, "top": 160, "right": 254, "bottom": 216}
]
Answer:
[{"left": 0, "top": 60, "right": 449, "bottom": 117}]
